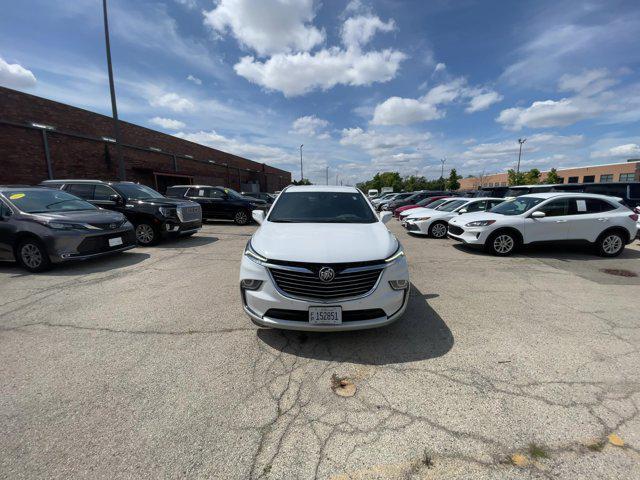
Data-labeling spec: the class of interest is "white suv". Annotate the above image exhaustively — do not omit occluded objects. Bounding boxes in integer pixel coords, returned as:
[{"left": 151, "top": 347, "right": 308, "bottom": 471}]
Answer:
[
  {"left": 404, "top": 197, "right": 503, "bottom": 238},
  {"left": 448, "top": 192, "right": 638, "bottom": 256},
  {"left": 240, "top": 186, "right": 410, "bottom": 331}
]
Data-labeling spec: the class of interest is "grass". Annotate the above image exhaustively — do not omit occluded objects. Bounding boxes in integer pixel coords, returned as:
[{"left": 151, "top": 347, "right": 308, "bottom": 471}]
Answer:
[{"left": 528, "top": 443, "right": 550, "bottom": 459}]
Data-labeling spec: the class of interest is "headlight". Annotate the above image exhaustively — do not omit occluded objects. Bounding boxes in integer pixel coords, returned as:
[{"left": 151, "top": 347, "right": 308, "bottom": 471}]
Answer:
[
  {"left": 159, "top": 206, "right": 176, "bottom": 217},
  {"left": 46, "top": 222, "right": 87, "bottom": 230},
  {"left": 465, "top": 220, "right": 496, "bottom": 227},
  {"left": 412, "top": 216, "right": 431, "bottom": 221},
  {"left": 244, "top": 240, "right": 267, "bottom": 265},
  {"left": 385, "top": 245, "right": 405, "bottom": 263}
]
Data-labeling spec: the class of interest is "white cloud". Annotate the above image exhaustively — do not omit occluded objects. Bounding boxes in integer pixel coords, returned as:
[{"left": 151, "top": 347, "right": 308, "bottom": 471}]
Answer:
[
  {"left": 149, "top": 92, "right": 195, "bottom": 112},
  {"left": 0, "top": 57, "right": 36, "bottom": 88},
  {"left": 290, "top": 115, "right": 330, "bottom": 138},
  {"left": 466, "top": 90, "right": 503, "bottom": 113},
  {"left": 234, "top": 47, "right": 406, "bottom": 97},
  {"left": 341, "top": 15, "right": 395, "bottom": 48},
  {"left": 174, "top": 0, "right": 197, "bottom": 8},
  {"left": 433, "top": 62, "right": 446, "bottom": 73},
  {"left": 175, "top": 130, "right": 296, "bottom": 165},
  {"left": 591, "top": 143, "right": 640, "bottom": 159},
  {"left": 203, "top": 0, "right": 325, "bottom": 56},
  {"left": 339, "top": 127, "right": 431, "bottom": 168},
  {"left": 149, "top": 117, "right": 186, "bottom": 130},
  {"left": 496, "top": 98, "right": 600, "bottom": 130},
  {"left": 372, "top": 78, "right": 501, "bottom": 125},
  {"left": 186, "top": 74, "right": 202, "bottom": 85},
  {"left": 558, "top": 68, "right": 617, "bottom": 95}
]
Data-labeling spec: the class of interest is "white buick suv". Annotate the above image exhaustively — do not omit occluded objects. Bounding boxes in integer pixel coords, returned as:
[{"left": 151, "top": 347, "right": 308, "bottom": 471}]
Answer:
[
  {"left": 448, "top": 192, "right": 638, "bottom": 256},
  {"left": 240, "top": 186, "right": 410, "bottom": 331}
]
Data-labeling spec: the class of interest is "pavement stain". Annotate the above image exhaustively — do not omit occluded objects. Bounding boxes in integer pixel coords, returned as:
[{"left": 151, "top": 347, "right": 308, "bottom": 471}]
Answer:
[
  {"left": 331, "top": 374, "right": 357, "bottom": 397},
  {"left": 607, "top": 433, "right": 625, "bottom": 447}
]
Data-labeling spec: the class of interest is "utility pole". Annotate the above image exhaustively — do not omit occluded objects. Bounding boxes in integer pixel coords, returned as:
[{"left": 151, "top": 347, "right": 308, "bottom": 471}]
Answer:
[
  {"left": 102, "top": 0, "right": 125, "bottom": 181},
  {"left": 440, "top": 157, "right": 446, "bottom": 188},
  {"left": 299, "top": 144, "right": 304, "bottom": 181},
  {"left": 516, "top": 138, "right": 526, "bottom": 177},
  {"left": 325, "top": 166, "right": 329, "bottom": 185}
]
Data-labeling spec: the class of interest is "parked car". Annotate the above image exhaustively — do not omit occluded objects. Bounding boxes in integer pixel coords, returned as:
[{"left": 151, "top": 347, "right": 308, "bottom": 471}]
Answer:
[
  {"left": 241, "top": 191, "right": 277, "bottom": 205},
  {"left": 367, "top": 189, "right": 379, "bottom": 197},
  {"left": 371, "top": 192, "right": 398, "bottom": 207},
  {"left": 0, "top": 187, "right": 136, "bottom": 272},
  {"left": 379, "top": 192, "right": 413, "bottom": 211},
  {"left": 404, "top": 198, "right": 504, "bottom": 238},
  {"left": 469, "top": 186, "right": 510, "bottom": 198},
  {"left": 504, "top": 184, "right": 561, "bottom": 198},
  {"left": 42, "top": 180, "right": 202, "bottom": 245},
  {"left": 448, "top": 192, "right": 638, "bottom": 256},
  {"left": 553, "top": 182, "right": 640, "bottom": 209},
  {"left": 385, "top": 190, "right": 447, "bottom": 212},
  {"left": 240, "top": 185, "right": 410, "bottom": 331},
  {"left": 398, "top": 197, "right": 460, "bottom": 221},
  {"left": 393, "top": 195, "right": 450, "bottom": 218},
  {"left": 166, "top": 185, "right": 267, "bottom": 225}
]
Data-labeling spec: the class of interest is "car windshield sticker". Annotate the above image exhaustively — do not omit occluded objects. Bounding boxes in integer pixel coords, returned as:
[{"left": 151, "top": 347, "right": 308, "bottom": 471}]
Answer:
[
  {"left": 199, "top": 189, "right": 205, "bottom": 196},
  {"left": 576, "top": 200, "right": 587, "bottom": 212},
  {"left": 9, "top": 193, "right": 25, "bottom": 200}
]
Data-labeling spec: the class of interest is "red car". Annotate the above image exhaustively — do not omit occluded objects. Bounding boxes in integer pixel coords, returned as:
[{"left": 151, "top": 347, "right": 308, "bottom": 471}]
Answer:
[{"left": 394, "top": 195, "right": 450, "bottom": 218}]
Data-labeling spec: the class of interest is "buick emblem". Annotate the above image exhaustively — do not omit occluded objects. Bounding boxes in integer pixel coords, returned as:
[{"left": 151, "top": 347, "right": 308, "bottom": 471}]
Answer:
[{"left": 318, "top": 267, "right": 335, "bottom": 283}]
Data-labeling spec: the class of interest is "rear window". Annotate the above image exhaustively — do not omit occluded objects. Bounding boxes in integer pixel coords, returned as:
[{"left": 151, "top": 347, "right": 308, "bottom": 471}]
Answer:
[{"left": 268, "top": 191, "right": 377, "bottom": 223}]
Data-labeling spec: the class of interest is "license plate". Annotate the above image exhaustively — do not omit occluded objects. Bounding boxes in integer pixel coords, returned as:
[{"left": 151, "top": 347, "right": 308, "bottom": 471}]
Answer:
[
  {"left": 108, "top": 237, "right": 123, "bottom": 247},
  {"left": 309, "top": 306, "right": 342, "bottom": 325}
]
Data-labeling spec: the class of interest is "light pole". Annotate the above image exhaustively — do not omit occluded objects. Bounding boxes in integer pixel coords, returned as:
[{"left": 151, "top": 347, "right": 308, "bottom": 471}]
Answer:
[
  {"left": 440, "top": 157, "right": 446, "bottom": 188},
  {"left": 299, "top": 144, "right": 304, "bottom": 181},
  {"left": 102, "top": 0, "right": 125, "bottom": 181},
  {"left": 516, "top": 138, "right": 526, "bottom": 177}
]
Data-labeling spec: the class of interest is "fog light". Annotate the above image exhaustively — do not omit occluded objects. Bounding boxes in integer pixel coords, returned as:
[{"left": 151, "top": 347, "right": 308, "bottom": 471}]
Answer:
[
  {"left": 389, "top": 279, "right": 409, "bottom": 290},
  {"left": 241, "top": 279, "right": 263, "bottom": 290}
]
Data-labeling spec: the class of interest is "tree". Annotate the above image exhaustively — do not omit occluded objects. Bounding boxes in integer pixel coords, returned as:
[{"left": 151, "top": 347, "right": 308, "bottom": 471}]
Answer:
[
  {"left": 291, "top": 178, "right": 312, "bottom": 185},
  {"left": 446, "top": 168, "right": 461, "bottom": 190},
  {"left": 545, "top": 168, "right": 560, "bottom": 184},
  {"left": 524, "top": 168, "right": 540, "bottom": 185},
  {"left": 507, "top": 169, "right": 526, "bottom": 186}
]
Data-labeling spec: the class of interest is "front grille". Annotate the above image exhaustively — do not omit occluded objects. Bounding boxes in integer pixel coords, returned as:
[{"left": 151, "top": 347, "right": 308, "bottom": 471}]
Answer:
[
  {"left": 76, "top": 230, "right": 136, "bottom": 255},
  {"left": 448, "top": 225, "right": 464, "bottom": 235},
  {"left": 269, "top": 262, "right": 384, "bottom": 300},
  {"left": 177, "top": 205, "right": 202, "bottom": 223},
  {"left": 87, "top": 219, "right": 126, "bottom": 230},
  {"left": 264, "top": 308, "right": 386, "bottom": 322}
]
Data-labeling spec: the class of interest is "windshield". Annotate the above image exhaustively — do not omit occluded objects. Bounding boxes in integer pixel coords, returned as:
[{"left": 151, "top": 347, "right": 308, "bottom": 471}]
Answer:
[
  {"left": 421, "top": 198, "right": 447, "bottom": 208},
  {"left": 490, "top": 196, "right": 544, "bottom": 215},
  {"left": 224, "top": 188, "right": 245, "bottom": 199},
  {"left": 437, "top": 199, "right": 468, "bottom": 212},
  {"left": 3, "top": 189, "right": 96, "bottom": 213},
  {"left": 268, "top": 191, "right": 377, "bottom": 223},
  {"left": 116, "top": 183, "right": 164, "bottom": 200}
]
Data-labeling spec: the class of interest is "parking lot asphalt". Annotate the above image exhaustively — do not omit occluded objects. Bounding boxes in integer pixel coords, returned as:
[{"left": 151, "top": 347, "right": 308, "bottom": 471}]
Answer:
[{"left": 1, "top": 221, "right": 639, "bottom": 479}]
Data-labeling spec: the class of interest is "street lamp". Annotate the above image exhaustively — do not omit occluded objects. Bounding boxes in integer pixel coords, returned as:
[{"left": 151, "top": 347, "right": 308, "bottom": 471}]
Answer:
[
  {"left": 102, "top": 0, "right": 125, "bottom": 181},
  {"left": 299, "top": 144, "right": 304, "bottom": 181},
  {"left": 516, "top": 138, "right": 527, "bottom": 177},
  {"left": 440, "top": 157, "right": 447, "bottom": 188}
]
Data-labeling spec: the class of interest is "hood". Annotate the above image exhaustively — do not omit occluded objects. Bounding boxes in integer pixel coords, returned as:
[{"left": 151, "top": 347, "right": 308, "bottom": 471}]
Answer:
[
  {"left": 396, "top": 204, "right": 418, "bottom": 212},
  {"left": 402, "top": 206, "right": 439, "bottom": 218},
  {"left": 448, "top": 211, "right": 505, "bottom": 225},
  {"left": 242, "top": 197, "right": 266, "bottom": 204},
  {"left": 132, "top": 197, "right": 197, "bottom": 207},
  {"left": 252, "top": 221, "right": 398, "bottom": 263},
  {"left": 30, "top": 209, "right": 126, "bottom": 223}
]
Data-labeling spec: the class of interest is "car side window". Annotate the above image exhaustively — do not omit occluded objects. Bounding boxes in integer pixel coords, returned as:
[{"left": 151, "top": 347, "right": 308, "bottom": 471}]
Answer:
[
  {"left": 186, "top": 187, "right": 205, "bottom": 198},
  {"left": 66, "top": 183, "right": 95, "bottom": 200},
  {"left": 465, "top": 201, "right": 486, "bottom": 212},
  {"left": 210, "top": 189, "right": 225, "bottom": 199},
  {"left": 94, "top": 184, "right": 117, "bottom": 200},
  {"left": 538, "top": 198, "right": 569, "bottom": 217},
  {"left": 488, "top": 200, "right": 503, "bottom": 209},
  {"left": 0, "top": 201, "right": 11, "bottom": 217}
]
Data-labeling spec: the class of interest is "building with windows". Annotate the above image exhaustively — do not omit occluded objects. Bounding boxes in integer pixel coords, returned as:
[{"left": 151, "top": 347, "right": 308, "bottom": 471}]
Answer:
[
  {"left": 0, "top": 87, "right": 291, "bottom": 193},
  {"left": 459, "top": 160, "right": 639, "bottom": 190}
]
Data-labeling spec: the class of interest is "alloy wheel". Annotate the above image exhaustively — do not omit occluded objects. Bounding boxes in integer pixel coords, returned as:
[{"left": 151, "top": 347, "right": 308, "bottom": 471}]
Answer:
[
  {"left": 21, "top": 243, "right": 42, "bottom": 269},
  {"left": 602, "top": 234, "right": 622, "bottom": 255},
  {"left": 235, "top": 210, "right": 248, "bottom": 225},
  {"left": 136, "top": 224, "right": 155, "bottom": 244},
  {"left": 493, "top": 234, "right": 514, "bottom": 254},
  {"left": 431, "top": 223, "right": 447, "bottom": 238}
]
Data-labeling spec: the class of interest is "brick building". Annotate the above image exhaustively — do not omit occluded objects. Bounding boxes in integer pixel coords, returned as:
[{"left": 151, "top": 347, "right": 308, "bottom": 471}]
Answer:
[
  {"left": 0, "top": 87, "right": 291, "bottom": 192},
  {"left": 459, "top": 160, "right": 640, "bottom": 190}
]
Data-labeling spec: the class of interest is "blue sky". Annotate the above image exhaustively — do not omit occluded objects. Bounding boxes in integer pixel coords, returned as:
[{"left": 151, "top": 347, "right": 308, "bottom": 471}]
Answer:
[{"left": 1, "top": 0, "right": 640, "bottom": 185}]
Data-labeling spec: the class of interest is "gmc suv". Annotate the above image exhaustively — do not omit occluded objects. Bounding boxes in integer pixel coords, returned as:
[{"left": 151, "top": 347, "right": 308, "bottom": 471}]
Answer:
[{"left": 41, "top": 180, "right": 202, "bottom": 245}]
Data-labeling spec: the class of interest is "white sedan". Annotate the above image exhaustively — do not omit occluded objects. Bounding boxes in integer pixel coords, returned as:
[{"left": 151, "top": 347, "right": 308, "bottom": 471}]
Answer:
[{"left": 404, "top": 198, "right": 504, "bottom": 238}]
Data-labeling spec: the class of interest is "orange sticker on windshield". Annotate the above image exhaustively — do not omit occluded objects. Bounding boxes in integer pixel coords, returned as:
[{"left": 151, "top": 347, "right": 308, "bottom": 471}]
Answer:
[{"left": 9, "top": 193, "right": 25, "bottom": 200}]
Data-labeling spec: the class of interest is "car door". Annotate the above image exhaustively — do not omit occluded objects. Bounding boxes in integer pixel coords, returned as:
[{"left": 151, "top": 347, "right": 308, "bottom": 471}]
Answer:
[
  {"left": 213, "top": 188, "right": 236, "bottom": 218},
  {"left": 65, "top": 183, "right": 96, "bottom": 205},
  {"left": 186, "top": 187, "right": 213, "bottom": 218},
  {"left": 92, "top": 184, "right": 122, "bottom": 212},
  {"left": 566, "top": 198, "right": 617, "bottom": 242},
  {"left": 0, "top": 200, "right": 17, "bottom": 261},
  {"left": 524, "top": 198, "right": 570, "bottom": 243}
]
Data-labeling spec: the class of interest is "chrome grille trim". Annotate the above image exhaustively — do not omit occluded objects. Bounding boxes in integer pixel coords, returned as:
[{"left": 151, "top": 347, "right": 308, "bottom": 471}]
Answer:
[
  {"left": 177, "top": 205, "right": 202, "bottom": 223},
  {"left": 268, "top": 262, "right": 385, "bottom": 302}
]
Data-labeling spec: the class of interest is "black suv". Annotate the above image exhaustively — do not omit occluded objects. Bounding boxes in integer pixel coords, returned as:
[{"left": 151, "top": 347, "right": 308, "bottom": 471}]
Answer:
[
  {"left": 166, "top": 185, "right": 267, "bottom": 225},
  {"left": 241, "top": 191, "right": 276, "bottom": 205},
  {"left": 0, "top": 187, "right": 136, "bottom": 272},
  {"left": 41, "top": 180, "right": 202, "bottom": 245}
]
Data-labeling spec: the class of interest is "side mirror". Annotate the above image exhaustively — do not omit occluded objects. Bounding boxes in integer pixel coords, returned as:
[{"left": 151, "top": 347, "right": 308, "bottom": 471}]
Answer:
[
  {"left": 380, "top": 211, "right": 392, "bottom": 224},
  {"left": 458, "top": 208, "right": 468, "bottom": 214},
  {"left": 252, "top": 210, "right": 265, "bottom": 225},
  {"left": 109, "top": 194, "right": 122, "bottom": 204},
  {"left": 531, "top": 211, "right": 546, "bottom": 219}
]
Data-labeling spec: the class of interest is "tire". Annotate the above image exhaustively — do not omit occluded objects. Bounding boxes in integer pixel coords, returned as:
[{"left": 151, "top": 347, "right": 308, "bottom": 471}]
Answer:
[
  {"left": 135, "top": 222, "right": 159, "bottom": 245},
  {"left": 429, "top": 221, "right": 448, "bottom": 239},
  {"left": 596, "top": 231, "right": 625, "bottom": 257},
  {"left": 486, "top": 231, "right": 518, "bottom": 256},
  {"left": 234, "top": 209, "right": 250, "bottom": 225},
  {"left": 16, "top": 238, "right": 51, "bottom": 272}
]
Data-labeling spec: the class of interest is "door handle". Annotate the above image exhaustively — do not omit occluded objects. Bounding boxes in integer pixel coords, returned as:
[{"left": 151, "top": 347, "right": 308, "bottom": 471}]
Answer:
[
  {"left": 555, "top": 219, "right": 567, "bottom": 223},
  {"left": 597, "top": 218, "right": 608, "bottom": 221}
]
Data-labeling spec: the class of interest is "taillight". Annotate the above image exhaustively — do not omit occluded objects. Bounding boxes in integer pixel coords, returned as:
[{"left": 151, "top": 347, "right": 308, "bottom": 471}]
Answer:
[{"left": 630, "top": 214, "right": 639, "bottom": 221}]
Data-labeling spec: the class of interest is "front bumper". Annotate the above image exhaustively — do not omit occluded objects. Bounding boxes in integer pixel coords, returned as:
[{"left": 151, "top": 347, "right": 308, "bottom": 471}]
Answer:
[
  {"left": 161, "top": 219, "right": 202, "bottom": 236},
  {"left": 447, "top": 225, "right": 491, "bottom": 245},
  {"left": 240, "top": 255, "right": 410, "bottom": 332},
  {"left": 43, "top": 225, "right": 137, "bottom": 263}
]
